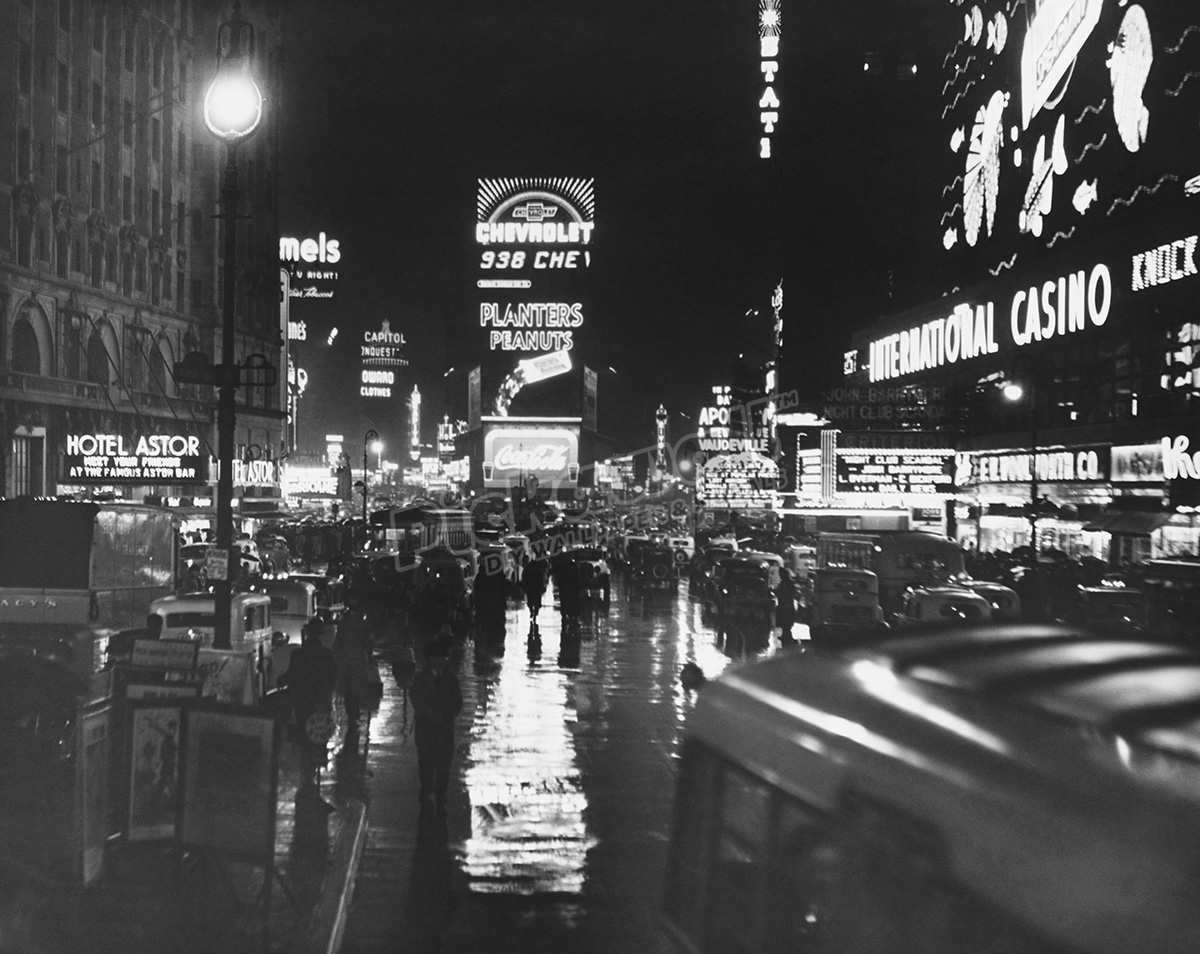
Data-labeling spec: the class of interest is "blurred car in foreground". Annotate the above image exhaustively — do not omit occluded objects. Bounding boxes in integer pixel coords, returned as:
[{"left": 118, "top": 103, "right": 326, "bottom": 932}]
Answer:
[{"left": 664, "top": 622, "right": 1200, "bottom": 954}]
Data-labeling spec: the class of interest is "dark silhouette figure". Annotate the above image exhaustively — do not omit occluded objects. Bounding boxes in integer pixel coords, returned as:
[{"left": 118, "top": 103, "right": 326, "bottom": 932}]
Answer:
[
  {"left": 551, "top": 559, "right": 582, "bottom": 637},
  {"left": 279, "top": 623, "right": 338, "bottom": 781},
  {"left": 775, "top": 569, "right": 799, "bottom": 644},
  {"left": 522, "top": 558, "right": 548, "bottom": 628},
  {"left": 410, "top": 641, "right": 462, "bottom": 812},
  {"left": 334, "top": 606, "right": 374, "bottom": 730}
]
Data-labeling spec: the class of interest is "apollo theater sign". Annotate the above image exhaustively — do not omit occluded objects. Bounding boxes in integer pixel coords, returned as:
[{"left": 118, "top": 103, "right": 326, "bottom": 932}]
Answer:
[{"left": 482, "top": 425, "right": 580, "bottom": 490}]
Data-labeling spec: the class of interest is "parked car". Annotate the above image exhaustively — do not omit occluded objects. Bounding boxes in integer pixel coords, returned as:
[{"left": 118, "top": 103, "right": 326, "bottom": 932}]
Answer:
[{"left": 891, "top": 585, "right": 994, "bottom": 628}]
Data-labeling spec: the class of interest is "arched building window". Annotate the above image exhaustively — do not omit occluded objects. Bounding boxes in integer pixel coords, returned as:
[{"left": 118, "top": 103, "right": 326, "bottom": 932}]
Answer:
[
  {"left": 12, "top": 319, "right": 40, "bottom": 375},
  {"left": 10, "top": 300, "right": 53, "bottom": 376},
  {"left": 87, "top": 330, "right": 111, "bottom": 385}
]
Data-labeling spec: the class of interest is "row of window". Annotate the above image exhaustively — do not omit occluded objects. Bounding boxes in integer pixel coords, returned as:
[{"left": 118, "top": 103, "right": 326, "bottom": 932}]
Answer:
[
  {"left": 18, "top": 0, "right": 190, "bottom": 87},
  {"left": 14, "top": 221, "right": 202, "bottom": 310},
  {"left": 11, "top": 312, "right": 171, "bottom": 395}
]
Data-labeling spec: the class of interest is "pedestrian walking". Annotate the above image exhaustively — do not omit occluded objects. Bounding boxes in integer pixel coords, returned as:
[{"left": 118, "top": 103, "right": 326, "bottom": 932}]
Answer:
[
  {"left": 411, "top": 639, "right": 462, "bottom": 812},
  {"left": 334, "top": 603, "right": 374, "bottom": 731},
  {"left": 775, "top": 568, "right": 799, "bottom": 644},
  {"left": 522, "top": 557, "right": 548, "bottom": 629},
  {"left": 551, "top": 558, "right": 582, "bottom": 636},
  {"left": 279, "top": 622, "right": 338, "bottom": 780}
]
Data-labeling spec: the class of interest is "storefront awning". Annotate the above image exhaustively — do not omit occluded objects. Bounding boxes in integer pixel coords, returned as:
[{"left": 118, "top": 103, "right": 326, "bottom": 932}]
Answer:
[{"left": 1081, "top": 511, "right": 1173, "bottom": 535}]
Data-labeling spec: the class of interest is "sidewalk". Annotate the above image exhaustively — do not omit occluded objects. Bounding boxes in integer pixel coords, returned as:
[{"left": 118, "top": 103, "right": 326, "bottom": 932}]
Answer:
[{"left": 13, "top": 716, "right": 368, "bottom": 954}]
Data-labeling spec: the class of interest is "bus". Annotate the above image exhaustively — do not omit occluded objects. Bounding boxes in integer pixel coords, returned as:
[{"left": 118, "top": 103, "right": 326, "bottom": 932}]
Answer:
[
  {"left": 368, "top": 505, "right": 474, "bottom": 556},
  {"left": 814, "top": 530, "right": 966, "bottom": 616},
  {"left": 663, "top": 623, "right": 1200, "bottom": 953}
]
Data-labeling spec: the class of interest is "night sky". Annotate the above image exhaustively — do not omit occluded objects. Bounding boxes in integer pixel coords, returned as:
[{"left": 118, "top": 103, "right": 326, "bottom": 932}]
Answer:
[{"left": 275, "top": 0, "right": 952, "bottom": 456}]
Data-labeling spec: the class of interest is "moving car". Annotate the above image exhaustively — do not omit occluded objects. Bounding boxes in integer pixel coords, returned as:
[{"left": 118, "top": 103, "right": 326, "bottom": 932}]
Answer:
[
  {"left": 806, "top": 567, "right": 885, "bottom": 639},
  {"left": 665, "top": 622, "right": 1200, "bottom": 954},
  {"left": 715, "top": 552, "right": 783, "bottom": 621},
  {"left": 285, "top": 572, "right": 347, "bottom": 624},
  {"left": 891, "top": 585, "right": 994, "bottom": 627},
  {"left": 1068, "top": 584, "right": 1150, "bottom": 633},
  {"left": 636, "top": 545, "right": 679, "bottom": 590}
]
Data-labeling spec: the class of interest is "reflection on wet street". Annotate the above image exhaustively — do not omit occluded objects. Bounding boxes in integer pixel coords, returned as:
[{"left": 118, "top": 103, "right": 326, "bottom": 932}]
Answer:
[{"left": 339, "top": 575, "right": 795, "bottom": 953}]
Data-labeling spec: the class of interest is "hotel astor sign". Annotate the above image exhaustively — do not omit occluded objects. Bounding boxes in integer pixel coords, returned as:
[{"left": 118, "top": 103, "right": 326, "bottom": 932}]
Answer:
[{"left": 65, "top": 433, "right": 209, "bottom": 483}]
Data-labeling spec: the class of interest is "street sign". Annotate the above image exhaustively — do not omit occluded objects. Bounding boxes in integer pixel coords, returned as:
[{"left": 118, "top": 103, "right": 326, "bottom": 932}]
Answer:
[
  {"left": 206, "top": 547, "right": 229, "bottom": 581},
  {"left": 240, "top": 353, "right": 278, "bottom": 388},
  {"left": 174, "top": 351, "right": 220, "bottom": 386}
]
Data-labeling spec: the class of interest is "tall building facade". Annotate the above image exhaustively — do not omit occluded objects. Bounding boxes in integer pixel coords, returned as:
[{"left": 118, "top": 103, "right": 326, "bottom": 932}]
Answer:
[{"left": 0, "top": 0, "right": 284, "bottom": 504}]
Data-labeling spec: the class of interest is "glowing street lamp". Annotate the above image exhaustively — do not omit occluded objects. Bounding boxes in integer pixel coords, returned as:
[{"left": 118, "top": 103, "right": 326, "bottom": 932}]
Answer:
[{"left": 204, "top": 1, "right": 264, "bottom": 651}]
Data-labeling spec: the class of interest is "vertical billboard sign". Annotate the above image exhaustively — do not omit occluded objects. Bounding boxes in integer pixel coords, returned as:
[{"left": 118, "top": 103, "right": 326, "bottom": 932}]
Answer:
[
  {"left": 583, "top": 366, "right": 598, "bottom": 431},
  {"left": 758, "top": 1, "right": 782, "bottom": 159},
  {"left": 467, "top": 366, "right": 482, "bottom": 431},
  {"left": 475, "top": 177, "right": 594, "bottom": 356}
]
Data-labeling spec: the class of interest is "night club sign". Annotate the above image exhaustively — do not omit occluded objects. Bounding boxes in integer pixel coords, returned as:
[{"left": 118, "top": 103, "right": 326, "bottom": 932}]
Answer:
[
  {"left": 64, "top": 433, "right": 209, "bottom": 483},
  {"left": 835, "top": 448, "right": 954, "bottom": 495},
  {"left": 475, "top": 177, "right": 594, "bottom": 353}
]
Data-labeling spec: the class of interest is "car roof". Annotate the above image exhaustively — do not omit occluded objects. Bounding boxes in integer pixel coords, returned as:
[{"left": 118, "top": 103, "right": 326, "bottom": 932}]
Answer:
[{"left": 845, "top": 625, "right": 1200, "bottom": 751}]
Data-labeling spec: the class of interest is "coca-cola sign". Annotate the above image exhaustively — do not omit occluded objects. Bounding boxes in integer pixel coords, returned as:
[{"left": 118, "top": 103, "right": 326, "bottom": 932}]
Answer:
[
  {"left": 484, "top": 426, "right": 579, "bottom": 488},
  {"left": 494, "top": 443, "right": 568, "bottom": 472}
]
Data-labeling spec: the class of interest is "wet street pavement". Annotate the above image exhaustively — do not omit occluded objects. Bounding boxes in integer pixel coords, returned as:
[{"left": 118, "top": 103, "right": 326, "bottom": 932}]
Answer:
[{"left": 338, "top": 574, "right": 799, "bottom": 954}]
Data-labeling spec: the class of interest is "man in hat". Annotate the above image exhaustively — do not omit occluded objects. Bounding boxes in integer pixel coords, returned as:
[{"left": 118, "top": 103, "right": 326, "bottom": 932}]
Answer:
[{"left": 410, "top": 638, "right": 462, "bottom": 812}]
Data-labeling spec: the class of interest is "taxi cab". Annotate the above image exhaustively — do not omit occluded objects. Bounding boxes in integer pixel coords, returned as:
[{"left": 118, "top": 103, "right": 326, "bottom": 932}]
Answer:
[{"left": 891, "top": 585, "right": 994, "bottom": 628}]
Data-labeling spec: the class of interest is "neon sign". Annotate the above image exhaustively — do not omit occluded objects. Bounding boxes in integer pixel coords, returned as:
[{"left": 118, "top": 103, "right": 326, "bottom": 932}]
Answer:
[
  {"left": 758, "top": 0, "right": 781, "bottom": 158},
  {"left": 64, "top": 433, "right": 208, "bottom": 483},
  {"left": 279, "top": 232, "right": 341, "bottom": 264},
  {"left": 360, "top": 319, "right": 408, "bottom": 397},
  {"left": 865, "top": 261, "right": 1111, "bottom": 382}
]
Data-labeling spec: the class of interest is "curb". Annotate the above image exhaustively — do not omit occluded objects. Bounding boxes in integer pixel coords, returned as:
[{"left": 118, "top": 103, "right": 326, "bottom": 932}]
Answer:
[{"left": 298, "top": 798, "right": 369, "bottom": 954}]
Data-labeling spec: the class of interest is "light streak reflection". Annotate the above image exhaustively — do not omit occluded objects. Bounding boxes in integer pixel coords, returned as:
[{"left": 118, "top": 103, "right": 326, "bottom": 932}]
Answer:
[{"left": 462, "top": 626, "right": 596, "bottom": 894}]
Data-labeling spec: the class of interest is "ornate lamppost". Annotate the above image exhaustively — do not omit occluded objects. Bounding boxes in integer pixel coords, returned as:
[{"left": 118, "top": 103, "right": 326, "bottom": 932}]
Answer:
[
  {"left": 362, "top": 428, "right": 379, "bottom": 524},
  {"left": 203, "top": 2, "right": 264, "bottom": 650},
  {"left": 1003, "top": 358, "right": 1040, "bottom": 554}
]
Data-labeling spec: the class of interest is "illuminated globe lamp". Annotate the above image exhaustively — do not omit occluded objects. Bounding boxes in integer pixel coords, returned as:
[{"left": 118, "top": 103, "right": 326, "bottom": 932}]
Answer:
[
  {"left": 202, "top": 5, "right": 264, "bottom": 145},
  {"left": 204, "top": 0, "right": 265, "bottom": 652}
]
